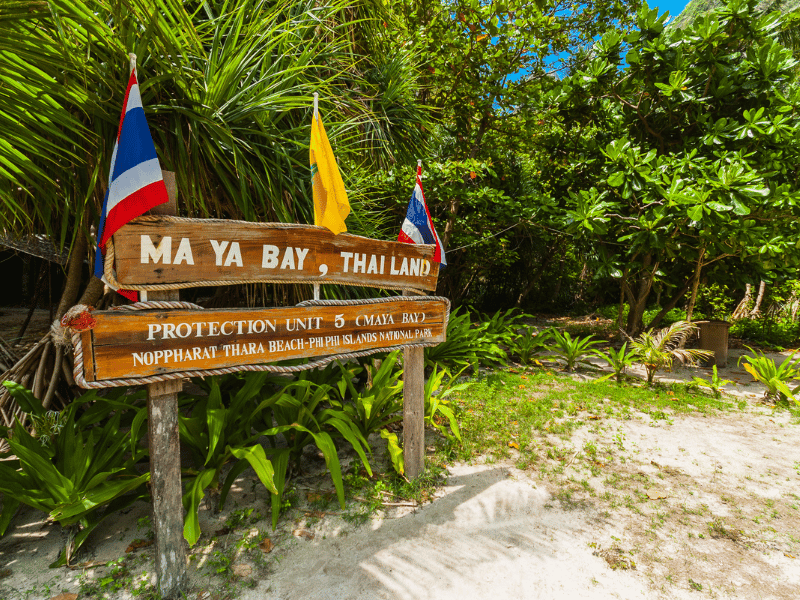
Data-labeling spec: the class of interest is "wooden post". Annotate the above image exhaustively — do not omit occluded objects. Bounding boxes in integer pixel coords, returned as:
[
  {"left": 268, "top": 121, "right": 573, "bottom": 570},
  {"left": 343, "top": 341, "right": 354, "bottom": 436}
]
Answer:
[
  {"left": 402, "top": 290, "right": 425, "bottom": 479},
  {"left": 147, "top": 171, "right": 187, "bottom": 598}
]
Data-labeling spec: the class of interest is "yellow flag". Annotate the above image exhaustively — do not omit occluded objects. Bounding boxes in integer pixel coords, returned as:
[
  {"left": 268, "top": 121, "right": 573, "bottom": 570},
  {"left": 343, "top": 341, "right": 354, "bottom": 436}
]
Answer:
[{"left": 310, "top": 107, "right": 350, "bottom": 234}]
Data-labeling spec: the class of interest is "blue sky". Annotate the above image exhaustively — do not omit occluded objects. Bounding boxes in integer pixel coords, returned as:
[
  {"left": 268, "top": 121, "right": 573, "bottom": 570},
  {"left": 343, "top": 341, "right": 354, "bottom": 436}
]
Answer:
[{"left": 653, "top": 0, "right": 691, "bottom": 21}]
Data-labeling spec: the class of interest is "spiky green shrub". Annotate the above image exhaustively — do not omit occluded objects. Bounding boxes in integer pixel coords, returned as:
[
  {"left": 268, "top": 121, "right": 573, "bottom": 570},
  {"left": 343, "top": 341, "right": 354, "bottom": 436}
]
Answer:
[
  {"left": 738, "top": 346, "right": 800, "bottom": 402},
  {"left": 547, "top": 330, "right": 600, "bottom": 371},
  {"left": 0, "top": 383, "right": 149, "bottom": 566},
  {"left": 594, "top": 342, "right": 636, "bottom": 384}
]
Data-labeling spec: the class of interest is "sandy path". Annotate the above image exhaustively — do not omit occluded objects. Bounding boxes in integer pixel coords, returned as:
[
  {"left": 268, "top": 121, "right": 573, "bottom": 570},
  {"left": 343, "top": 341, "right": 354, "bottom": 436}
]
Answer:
[{"left": 243, "top": 463, "right": 649, "bottom": 600}]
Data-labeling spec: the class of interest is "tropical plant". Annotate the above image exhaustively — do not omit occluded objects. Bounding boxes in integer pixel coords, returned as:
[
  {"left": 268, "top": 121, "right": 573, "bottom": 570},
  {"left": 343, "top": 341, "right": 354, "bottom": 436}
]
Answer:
[
  {"left": 254, "top": 380, "right": 373, "bottom": 528},
  {"left": 380, "top": 429, "right": 405, "bottom": 476},
  {"left": 549, "top": 0, "right": 800, "bottom": 335},
  {"left": 547, "top": 330, "right": 600, "bottom": 371},
  {"left": 594, "top": 342, "right": 636, "bottom": 384},
  {"left": 628, "top": 321, "right": 713, "bottom": 385},
  {"left": 423, "top": 365, "right": 471, "bottom": 442},
  {"left": 481, "top": 308, "right": 530, "bottom": 346},
  {"left": 332, "top": 351, "right": 404, "bottom": 439},
  {"left": 380, "top": 0, "right": 639, "bottom": 304},
  {"left": 0, "top": 383, "right": 149, "bottom": 566},
  {"left": 178, "top": 373, "right": 279, "bottom": 545},
  {"left": 738, "top": 346, "right": 800, "bottom": 402},
  {"left": 690, "top": 365, "right": 733, "bottom": 399},
  {"left": 424, "top": 308, "right": 506, "bottom": 370},
  {"left": 511, "top": 327, "right": 553, "bottom": 365}
]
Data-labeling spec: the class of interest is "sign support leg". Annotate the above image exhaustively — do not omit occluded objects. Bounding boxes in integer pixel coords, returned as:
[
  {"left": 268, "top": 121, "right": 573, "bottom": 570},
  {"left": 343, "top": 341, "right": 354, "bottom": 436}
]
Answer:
[
  {"left": 402, "top": 290, "right": 425, "bottom": 478},
  {"left": 147, "top": 372, "right": 187, "bottom": 598},
  {"left": 147, "top": 172, "right": 187, "bottom": 598}
]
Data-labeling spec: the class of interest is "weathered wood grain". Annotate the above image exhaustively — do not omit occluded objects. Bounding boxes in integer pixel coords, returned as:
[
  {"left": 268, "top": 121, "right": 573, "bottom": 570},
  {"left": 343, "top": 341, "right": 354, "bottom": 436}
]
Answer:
[
  {"left": 146, "top": 174, "right": 187, "bottom": 599},
  {"left": 112, "top": 217, "right": 440, "bottom": 291},
  {"left": 78, "top": 299, "right": 448, "bottom": 383},
  {"left": 403, "top": 289, "right": 426, "bottom": 479}
]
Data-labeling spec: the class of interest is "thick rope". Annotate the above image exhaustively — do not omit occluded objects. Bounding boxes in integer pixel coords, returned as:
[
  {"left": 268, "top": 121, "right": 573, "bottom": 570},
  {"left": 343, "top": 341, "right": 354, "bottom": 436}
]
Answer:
[
  {"left": 68, "top": 297, "right": 449, "bottom": 389},
  {"left": 111, "top": 300, "right": 203, "bottom": 312},
  {"left": 102, "top": 216, "right": 430, "bottom": 294}
]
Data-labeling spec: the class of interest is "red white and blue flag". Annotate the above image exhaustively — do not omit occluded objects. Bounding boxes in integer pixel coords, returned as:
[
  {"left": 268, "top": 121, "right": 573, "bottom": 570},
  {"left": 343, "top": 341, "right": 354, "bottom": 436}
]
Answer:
[
  {"left": 94, "top": 63, "right": 169, "bottom": 299},
  {"left": 397, "top": 164, "right": 446, "bottom": 265}
]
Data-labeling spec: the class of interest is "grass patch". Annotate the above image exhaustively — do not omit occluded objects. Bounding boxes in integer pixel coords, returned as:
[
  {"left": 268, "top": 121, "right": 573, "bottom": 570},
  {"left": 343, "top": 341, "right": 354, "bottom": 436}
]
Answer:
[
  {"left": 448, "top": 368, "right": 733, "bottom": 464},
  {"left": 341, "top": 460, "right": 449, "bottom": 525}
]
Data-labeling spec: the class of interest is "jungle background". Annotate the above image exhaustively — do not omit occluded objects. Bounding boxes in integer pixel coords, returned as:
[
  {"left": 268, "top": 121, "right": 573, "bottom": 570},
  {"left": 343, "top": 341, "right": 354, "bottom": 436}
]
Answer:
[
  {"left": 4, "top": 0, "right": 800, "bottom": 335},
  {"left": 2, "top": 2, "right": 800, "bottom": 598}
]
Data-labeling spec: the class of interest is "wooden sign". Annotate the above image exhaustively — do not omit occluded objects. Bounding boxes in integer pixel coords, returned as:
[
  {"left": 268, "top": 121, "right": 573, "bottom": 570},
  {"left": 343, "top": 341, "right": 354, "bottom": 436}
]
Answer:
[
  {"left": 109, "top": 216, "right": 440, "bottom": 292},
  {"left": 76, "top": 298, "right": 448, "bottom": 386}
]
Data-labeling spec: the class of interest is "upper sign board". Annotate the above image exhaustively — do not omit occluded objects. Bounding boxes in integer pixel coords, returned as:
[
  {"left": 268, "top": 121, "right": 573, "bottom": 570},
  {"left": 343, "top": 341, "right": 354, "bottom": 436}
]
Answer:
[{"left": 110, "top": 216, "right": 440, "bottom": 292}]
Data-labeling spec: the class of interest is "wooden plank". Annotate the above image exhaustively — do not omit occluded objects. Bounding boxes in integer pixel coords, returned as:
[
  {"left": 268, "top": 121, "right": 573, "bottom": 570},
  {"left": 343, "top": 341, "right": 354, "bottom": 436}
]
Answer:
[
  {"left": 147, "top": 386, "right": 186, "bottom": 597},
  {"left": 146, "top": 173, "right": 187, "bottom": 599},
  {"left": 112, "top": 217, "right": 440, "bottom": 291},
  {"left": 80, "top": 329, "right": 95, "bottom": 382},
  {"left": 78, "top": 299, "right": 448, "bottom": 384},
  {"left": 402, "top": 291, "right": 426, "bottom": 479}
]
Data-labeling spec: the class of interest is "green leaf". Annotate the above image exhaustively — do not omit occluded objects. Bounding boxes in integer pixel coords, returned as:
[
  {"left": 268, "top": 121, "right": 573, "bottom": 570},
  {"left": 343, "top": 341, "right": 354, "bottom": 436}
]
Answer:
[
  {"left": 2, "top": 381, "right": 44, "bottom": 416},
  {"left": 321, "top": 415, "right": 373, "bottom": 477},
  {"left": 380, "top": 429, "right": 404, "bottom": 475},
  {"left": 51, "top": 473, "right": 149, "bottom": 524},
  {"left": 607, "top": 171, "right": 625, "bottom": 187},
  {"left": 227, "top": 445, "right": 277, "bottom": 495},
  {"left": 266, "top": 449, "right": 291, "bottom": 530},
  {"left": 182, "top": 468, "right": 217, "bottom": 546},
  {"left": 687, "top": 205, "right": 704, "bottom": 221},
  {"left": 307, "top": 431, "right": 345, "bottom": 508},
  {"left": 219, "top": 459, "right": 251, "bottom": 509},
  {"left": 205, "top": 408, "right": 227, "bottom": 466},
  {"left": 731, "top": 199, "right": 750, "bottom": 215},
  {"left": 0, "top": 496, "right": 20, "bottom": 535}
]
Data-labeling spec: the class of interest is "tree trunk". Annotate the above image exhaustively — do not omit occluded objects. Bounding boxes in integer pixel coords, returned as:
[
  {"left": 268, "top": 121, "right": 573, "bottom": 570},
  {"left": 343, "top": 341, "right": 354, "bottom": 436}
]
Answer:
[
  {"left": 617, "top": 268, "right": 629, "bottom": 330},
  {"left": 56, "top": 234, "right": 88, "bottom": 320},
  {"left": 750, "top": 280, "right": 766, "bottom": 317},
  {"left": 731, "top": 283, "right": 752, "bottom": 320},
  {"left": 442, "top": 197, "right": 460, "bottom": 252},
  {"left": 625, "top": 254, "right": 658, "bottom": 336},
  {"left": 78, "top": 276, "right": 105, "bottom": 307},
  {"left": 645, "top": 277, "right": 694, "bottom": 331},
  {"left": 684, "top": 248, "right": 705, "bottom": 323}
]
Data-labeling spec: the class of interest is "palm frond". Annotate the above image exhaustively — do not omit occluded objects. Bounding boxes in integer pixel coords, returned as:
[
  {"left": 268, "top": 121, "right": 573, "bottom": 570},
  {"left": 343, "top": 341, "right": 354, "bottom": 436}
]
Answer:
[{"left": 1, "top": 0, "right": 431, "bottom": 258}]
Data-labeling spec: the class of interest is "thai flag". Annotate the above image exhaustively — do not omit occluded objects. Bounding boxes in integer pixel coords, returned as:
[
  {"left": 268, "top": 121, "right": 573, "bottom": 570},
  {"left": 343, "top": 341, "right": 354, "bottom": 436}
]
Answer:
[
  {"left": 398, "top": 164, "right": 446, "bottom": 265},
  {"left": 94, "top": 66, "right": 168, "bottom": 299}
]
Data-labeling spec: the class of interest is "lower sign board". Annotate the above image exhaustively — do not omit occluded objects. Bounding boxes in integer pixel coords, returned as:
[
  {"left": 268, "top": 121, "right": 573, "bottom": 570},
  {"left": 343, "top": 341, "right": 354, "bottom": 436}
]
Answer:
[{"left": 73, "top": 298, "right": 449, "bottom": 387}]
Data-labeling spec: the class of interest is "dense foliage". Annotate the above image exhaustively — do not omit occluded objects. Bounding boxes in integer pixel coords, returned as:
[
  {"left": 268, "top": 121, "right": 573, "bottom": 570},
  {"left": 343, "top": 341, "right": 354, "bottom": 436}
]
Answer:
[
  {"left": 0, "top": 0, "right": 428, "bottom": 250},
  {"left": 543, "top": 0, "right": 800, "bottom": 333},
  {"left": 6, "top": 0, "right": 799, "bottom": 327}
]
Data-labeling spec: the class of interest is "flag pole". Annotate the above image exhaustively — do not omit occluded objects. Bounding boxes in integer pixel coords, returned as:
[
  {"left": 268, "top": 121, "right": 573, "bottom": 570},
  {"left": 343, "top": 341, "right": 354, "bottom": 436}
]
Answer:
[
  {"left": 313, "top": 91, "right": 320, "bottom": 301},
  {"left": 128, "top": 53, "right": 137, "bottom": 76}
]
